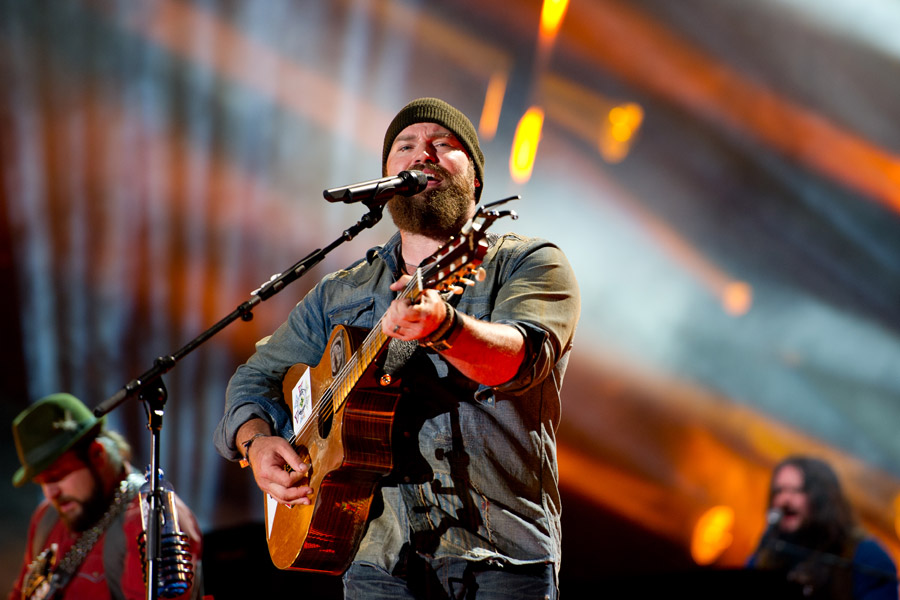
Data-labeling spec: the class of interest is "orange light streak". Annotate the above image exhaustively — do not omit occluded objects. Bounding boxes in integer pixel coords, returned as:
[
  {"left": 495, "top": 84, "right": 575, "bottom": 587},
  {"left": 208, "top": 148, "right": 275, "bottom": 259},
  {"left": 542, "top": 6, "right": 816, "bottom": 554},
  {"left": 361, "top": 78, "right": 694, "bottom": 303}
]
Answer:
[
  {"left": 576, "top": 153, "right": 753, "bottom": 312},
  {"left": 97, "top": 0, "right": 512, "bottom": 157},
  {"left": 557, "top": 442, "right": 691, "bottom": 541},
  {"left": 563, "top": 0, "right": 900, "bottom": 215},
  {"left": 894, "top": 494, "right": 900, "bottom": 542},
  {"left": 103, "top": 0, "right": 388, "bottom": 155},
  {"left": 539, "top": 0, "right": 569, "bottom": 42},
  {"left": 561, "top": 350, "right": 900, "bottom": 566},
  {"left": 509, "top": 107, "right": 545, "bottom": 183},
  {"left": 479, "top": 72, "right": 508, "bottom": 141},
  {"left": 646, "top": 222, "right": 753, "bottom": 315},
  {"left": 534, "top": 74, "right": 749, "bottom": 313},
  {"left": 537, "top": 72, "right": 645, "bottom": 164}
]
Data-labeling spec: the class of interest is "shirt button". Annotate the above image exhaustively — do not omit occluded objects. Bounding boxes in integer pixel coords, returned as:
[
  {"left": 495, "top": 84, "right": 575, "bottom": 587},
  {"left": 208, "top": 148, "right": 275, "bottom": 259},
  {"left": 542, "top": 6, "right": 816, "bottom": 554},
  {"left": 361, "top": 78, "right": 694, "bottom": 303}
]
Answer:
[{"left": 403, "top": 476, "right": 411, "bottom": 483}]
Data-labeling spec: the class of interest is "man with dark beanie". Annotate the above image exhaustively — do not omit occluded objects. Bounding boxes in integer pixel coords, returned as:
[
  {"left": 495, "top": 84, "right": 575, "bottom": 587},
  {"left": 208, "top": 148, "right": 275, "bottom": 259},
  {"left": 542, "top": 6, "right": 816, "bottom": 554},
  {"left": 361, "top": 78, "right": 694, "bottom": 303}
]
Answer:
[{"left": 215, "top": 97, "right": 580, "bottom": 598}]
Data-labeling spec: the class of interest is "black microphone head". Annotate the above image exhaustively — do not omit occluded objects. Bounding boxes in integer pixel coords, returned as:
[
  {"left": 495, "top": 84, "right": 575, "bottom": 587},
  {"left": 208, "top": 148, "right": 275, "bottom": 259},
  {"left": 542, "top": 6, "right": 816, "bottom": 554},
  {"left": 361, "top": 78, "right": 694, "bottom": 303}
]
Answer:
[
  {"left": 399, "top": 169, "right": 429, "bottom": 193},
  {"left": 766, "top": 507, "right": 783, "bottom": 526}
]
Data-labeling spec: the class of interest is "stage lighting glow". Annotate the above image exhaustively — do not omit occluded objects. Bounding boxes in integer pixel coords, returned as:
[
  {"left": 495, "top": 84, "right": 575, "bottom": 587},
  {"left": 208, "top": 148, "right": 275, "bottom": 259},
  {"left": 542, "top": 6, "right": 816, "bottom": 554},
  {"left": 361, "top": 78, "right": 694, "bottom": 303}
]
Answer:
[
  {"left": 599, "top": 102, "right": 643, "bottom": 163},
  {"left": 691, "top": 505, "right": 735, "bottom": 565},
  {"left": 479, "top": 72, "right": 508, "bottom": 141},
  {"left": 894, "top": 493, "right": 900, "bottom": 542},
  {"left": 722, "top": 281, "right": 753, "bottom": 316},
  {"left": 540, "top": 0, "right": 570, "bottom": 40},
  {"left": 510, "top": 107, "right": 545, "bottom": 183}
]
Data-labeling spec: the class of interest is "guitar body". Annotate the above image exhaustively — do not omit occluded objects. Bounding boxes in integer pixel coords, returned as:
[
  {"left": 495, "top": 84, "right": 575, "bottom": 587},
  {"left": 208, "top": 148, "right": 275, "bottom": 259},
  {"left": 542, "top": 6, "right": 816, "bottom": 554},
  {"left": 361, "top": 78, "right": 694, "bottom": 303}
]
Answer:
[{"left": 264, "top": 324, "right": 402, "bottom": 574}]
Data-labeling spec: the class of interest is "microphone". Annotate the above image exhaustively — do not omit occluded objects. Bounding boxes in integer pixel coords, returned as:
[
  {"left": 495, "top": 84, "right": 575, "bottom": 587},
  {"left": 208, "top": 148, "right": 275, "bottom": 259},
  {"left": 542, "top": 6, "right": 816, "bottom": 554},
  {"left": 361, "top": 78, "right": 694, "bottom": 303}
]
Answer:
[
  {"left": 139, "top": 469, "right": 195, "bottom": 598},
  {"left": 759, "top": 507, "right": 783, "bottom": 549},
  {"left": 323, "top": 170, "right": 429, "bottom": 204}
]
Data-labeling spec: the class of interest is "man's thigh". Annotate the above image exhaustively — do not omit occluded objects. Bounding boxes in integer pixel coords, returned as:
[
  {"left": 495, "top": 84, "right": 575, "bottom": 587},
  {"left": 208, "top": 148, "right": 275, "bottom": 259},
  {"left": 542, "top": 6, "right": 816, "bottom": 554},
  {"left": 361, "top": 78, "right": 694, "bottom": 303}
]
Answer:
[{"left": 343, "top": 558, "right": 557, "bottom": 600}]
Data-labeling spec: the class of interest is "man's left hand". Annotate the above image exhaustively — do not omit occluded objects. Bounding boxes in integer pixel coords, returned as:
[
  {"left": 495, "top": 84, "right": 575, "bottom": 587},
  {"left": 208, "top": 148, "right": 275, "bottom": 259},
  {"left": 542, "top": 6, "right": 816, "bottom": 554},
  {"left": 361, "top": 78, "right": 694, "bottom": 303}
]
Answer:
[{"left": 383, "top": 276, "right": 446, "bottom": 341}]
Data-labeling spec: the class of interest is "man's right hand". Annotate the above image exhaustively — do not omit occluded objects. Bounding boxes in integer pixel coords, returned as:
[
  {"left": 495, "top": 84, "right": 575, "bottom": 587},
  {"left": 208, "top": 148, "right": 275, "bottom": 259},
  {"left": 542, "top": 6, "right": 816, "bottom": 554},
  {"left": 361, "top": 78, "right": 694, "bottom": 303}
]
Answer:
[
  {"left": 246, "top": 435, "right": 314, "bottom": 506},
  {"left": 237, "top": 419, "right": 314, "bottom": 506}
]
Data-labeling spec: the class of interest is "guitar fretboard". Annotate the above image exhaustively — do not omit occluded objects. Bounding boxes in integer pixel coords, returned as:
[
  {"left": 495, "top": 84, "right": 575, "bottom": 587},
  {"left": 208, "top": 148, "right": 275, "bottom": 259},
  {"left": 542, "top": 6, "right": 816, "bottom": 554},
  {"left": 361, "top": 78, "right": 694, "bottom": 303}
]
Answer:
[{"left": 318, "top": 274, "right": 422, "bottom": 424}]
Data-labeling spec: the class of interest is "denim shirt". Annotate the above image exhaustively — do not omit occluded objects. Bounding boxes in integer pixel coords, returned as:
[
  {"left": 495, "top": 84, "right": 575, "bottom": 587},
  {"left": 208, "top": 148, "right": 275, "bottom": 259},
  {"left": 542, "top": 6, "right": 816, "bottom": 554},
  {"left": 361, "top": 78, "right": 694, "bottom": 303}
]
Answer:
[{"left": 214, "top": 230, "right": 581, "bottom": 572}]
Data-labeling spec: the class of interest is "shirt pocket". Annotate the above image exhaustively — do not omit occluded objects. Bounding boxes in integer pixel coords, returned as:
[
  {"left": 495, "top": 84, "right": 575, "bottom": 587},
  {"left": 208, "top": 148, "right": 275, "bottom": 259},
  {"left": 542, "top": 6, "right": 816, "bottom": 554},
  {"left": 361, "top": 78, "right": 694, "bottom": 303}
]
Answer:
[{"left": 327, "top": 296, "right": 377, "bottom": 329}]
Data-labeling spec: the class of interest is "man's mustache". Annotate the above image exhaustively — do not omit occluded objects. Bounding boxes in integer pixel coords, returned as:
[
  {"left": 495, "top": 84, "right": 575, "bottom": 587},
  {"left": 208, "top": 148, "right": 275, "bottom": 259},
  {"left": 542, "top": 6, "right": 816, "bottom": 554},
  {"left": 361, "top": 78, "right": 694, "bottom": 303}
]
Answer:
[{"left": 407, "top": 163, "right": 450, "bottom": 178}]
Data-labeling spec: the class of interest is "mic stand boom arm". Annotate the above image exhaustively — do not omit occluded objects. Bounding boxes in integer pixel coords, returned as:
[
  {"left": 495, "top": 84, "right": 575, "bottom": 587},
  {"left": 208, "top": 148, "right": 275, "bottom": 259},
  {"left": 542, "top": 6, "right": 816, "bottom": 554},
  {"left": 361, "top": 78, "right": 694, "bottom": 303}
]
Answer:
[{"left": 92, "top": 201, "right": 388, "bottom": 600}]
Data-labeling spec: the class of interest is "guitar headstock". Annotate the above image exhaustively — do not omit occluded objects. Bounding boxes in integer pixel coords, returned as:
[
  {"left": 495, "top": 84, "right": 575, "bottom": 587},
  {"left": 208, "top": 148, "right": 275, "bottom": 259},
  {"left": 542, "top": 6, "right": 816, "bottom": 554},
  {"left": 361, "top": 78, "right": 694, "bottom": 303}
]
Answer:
[{"left": 413, "top": 196, "right": 519, "bottom": 295}]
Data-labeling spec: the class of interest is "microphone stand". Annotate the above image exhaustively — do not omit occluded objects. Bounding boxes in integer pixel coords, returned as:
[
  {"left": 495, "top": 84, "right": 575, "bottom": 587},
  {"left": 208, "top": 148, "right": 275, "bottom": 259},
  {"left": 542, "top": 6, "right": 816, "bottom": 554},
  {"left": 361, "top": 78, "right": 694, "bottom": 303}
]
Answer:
[{"left": 92, "top": 200, "right": 388, "bottom": 600}]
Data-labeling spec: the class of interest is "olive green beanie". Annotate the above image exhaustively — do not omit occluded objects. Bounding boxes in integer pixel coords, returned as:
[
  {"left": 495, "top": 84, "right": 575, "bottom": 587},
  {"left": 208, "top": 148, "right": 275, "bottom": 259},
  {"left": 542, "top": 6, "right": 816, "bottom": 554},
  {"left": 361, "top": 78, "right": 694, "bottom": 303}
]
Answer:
[{"left": 382, "top": 97, "right": 485, "bottom": 201}]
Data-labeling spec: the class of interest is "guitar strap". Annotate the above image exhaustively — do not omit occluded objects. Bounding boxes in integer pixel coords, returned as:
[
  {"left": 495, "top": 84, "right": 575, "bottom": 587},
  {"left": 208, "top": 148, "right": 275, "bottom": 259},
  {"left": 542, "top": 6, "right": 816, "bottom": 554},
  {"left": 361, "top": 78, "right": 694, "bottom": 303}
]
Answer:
[
  {"left": 21, "top": 474, "right": 142, "bottom": 600},
  {"left": 383, "top": 338, "right": 419, "bottom": 375}
]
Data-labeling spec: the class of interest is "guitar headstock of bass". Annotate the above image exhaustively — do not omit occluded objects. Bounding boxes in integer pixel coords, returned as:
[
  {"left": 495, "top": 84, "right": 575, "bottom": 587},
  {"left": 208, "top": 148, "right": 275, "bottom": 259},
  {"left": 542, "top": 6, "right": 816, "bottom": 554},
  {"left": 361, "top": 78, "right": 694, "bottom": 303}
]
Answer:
[{"left": 415, "top": 196, "right": 519, "bottom": 295}]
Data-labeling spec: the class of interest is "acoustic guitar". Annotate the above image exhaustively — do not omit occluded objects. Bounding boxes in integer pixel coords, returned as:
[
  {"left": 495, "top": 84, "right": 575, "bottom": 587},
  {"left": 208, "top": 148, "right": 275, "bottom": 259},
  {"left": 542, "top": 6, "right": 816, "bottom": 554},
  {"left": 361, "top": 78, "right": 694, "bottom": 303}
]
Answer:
[{"left": 263, "top": 199, "right": 517, "bottom": 574}]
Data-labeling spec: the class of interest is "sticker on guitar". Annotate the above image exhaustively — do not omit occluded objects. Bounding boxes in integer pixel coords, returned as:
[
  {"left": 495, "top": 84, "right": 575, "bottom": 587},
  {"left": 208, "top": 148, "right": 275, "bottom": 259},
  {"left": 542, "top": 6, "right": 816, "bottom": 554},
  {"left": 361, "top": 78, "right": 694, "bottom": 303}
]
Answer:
[{"left": 291, "top": 369, "right": 313, "bottom": 436}]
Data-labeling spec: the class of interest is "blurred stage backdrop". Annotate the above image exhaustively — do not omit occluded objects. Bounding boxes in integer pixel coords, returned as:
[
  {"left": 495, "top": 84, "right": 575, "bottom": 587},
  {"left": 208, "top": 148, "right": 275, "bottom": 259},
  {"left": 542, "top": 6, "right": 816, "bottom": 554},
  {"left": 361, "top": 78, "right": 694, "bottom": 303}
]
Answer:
[{"left": 2, "top": 0, "right": 900, "bottom": 596}]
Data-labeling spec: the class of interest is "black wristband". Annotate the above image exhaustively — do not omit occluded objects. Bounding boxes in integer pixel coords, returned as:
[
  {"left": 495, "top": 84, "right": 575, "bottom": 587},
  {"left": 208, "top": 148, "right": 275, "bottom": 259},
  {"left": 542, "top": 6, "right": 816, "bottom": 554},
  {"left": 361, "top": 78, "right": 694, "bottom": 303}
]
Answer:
[{"left": 420, "top": 301, "right": 462, "bottom": 351}]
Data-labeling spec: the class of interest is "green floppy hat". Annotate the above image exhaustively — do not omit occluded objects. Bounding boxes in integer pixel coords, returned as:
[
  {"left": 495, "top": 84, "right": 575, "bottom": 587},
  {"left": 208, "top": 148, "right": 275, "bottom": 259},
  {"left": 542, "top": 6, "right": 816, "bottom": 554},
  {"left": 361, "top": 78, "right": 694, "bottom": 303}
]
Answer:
[{"left": 12, "top": 393, "right": 105, "bottom": 487}]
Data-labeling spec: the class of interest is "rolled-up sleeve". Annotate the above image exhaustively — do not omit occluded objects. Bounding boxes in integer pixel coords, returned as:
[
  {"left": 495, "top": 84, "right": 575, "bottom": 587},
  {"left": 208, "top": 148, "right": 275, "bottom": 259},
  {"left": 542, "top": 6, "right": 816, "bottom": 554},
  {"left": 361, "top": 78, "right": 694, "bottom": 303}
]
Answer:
[
  {"left": 486, "top": 238, "right": 580, "bottom": 394},
  {"left": 213, "top": 285, "right": 331, "bottom": 460}
]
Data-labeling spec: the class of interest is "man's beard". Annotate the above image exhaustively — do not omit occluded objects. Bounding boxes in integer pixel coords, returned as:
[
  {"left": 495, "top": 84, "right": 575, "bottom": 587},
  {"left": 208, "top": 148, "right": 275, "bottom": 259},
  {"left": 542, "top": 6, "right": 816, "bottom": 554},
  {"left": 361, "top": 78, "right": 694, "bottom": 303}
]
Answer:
[
  {"left": 387, "top": 162, "right": 475, "bottom": 240},
  {"left": 56, "top": 466, "right": 112, "bottom": 533}
]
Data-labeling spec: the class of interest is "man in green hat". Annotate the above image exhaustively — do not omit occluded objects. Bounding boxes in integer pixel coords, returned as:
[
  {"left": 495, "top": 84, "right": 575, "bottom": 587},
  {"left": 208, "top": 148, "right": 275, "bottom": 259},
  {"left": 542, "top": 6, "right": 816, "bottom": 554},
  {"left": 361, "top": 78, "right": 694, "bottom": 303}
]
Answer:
[
  {"left": 9, "top": 393, "right": 204, "bottom": 600},
  {"left": 215, "top": 98, "right": 581, "bottom": 598}
]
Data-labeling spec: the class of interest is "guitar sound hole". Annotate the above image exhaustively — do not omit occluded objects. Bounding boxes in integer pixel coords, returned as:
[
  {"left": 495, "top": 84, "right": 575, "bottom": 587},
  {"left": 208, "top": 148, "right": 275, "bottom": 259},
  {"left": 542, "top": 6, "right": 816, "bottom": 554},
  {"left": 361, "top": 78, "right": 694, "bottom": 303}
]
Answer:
[{"left": 317, "top": 398, "right": 333, "bottom": 440}]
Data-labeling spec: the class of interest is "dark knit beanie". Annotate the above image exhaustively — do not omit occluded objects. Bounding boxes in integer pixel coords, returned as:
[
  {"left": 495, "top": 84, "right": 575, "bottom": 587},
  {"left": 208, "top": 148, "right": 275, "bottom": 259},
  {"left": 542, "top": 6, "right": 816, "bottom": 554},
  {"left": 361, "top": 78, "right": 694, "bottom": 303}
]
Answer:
[{"left": 382, "top": 97, "right": 485, "bottom": 201}]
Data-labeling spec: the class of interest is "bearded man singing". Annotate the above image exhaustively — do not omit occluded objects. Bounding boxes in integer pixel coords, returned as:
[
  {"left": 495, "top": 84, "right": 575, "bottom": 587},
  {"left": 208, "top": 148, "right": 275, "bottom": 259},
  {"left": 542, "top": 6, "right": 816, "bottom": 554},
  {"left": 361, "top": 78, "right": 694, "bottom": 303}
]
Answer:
[{"left": 214, "top": 97, "right": 581, "bottom": 599}]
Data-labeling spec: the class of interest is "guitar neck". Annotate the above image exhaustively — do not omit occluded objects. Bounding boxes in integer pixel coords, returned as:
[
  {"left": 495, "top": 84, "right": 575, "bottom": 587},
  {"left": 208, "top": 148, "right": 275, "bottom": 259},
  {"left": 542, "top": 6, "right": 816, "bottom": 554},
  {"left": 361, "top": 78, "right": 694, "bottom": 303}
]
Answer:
[{"left": 327, "top": 273, "right": 424, "bottom": 412}]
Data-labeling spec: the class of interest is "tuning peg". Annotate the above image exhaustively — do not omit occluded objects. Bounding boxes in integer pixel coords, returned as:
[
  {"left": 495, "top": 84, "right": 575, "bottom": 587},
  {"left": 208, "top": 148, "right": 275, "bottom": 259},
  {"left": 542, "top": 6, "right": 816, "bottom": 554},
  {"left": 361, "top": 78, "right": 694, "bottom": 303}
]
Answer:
[{"left": 475, "top": 268, "right": 486, "bottom": 282}]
